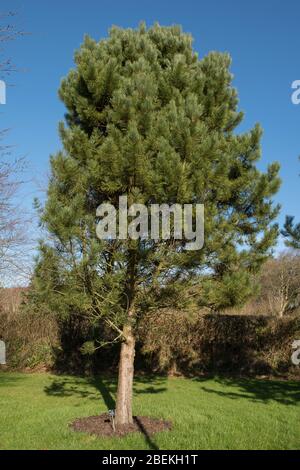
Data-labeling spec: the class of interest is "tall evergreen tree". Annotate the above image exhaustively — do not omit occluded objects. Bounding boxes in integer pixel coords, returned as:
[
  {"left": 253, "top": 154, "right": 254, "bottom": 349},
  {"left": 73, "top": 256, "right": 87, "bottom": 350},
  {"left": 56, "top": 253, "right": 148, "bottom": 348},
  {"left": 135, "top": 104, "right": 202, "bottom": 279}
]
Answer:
[
  {"left": 282, "top": 216, "right": 300, "bottom": 250},
  {"left": 281, "top": 158, "right": 300, "bottom": 250},
  {"left": 31, "top": 24, "right": 280, "bottom": 426}
]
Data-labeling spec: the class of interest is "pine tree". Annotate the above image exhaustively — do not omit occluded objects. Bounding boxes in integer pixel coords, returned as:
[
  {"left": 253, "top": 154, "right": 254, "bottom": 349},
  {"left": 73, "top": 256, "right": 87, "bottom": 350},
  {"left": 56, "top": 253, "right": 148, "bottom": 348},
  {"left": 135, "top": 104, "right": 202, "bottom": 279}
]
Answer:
[
  {"left": 31, "top": 24, "right": 280, "bottom": 426},
  {"left": 281, "top": 158, "right": 300, "bottom": 250},
  {"left": 282, "top": 216, "right": 300, "bottom": 250}
]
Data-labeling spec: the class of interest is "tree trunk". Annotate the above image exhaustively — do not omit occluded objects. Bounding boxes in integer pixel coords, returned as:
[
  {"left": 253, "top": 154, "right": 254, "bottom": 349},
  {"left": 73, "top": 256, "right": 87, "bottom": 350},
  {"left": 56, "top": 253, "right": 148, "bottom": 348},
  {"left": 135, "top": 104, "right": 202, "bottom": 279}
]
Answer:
[
  {"left": 115, "top": 246, "right": 137, "bottom": 426},
  {"left": 115, "top": 323, "right": 136, "bottom": 426}
]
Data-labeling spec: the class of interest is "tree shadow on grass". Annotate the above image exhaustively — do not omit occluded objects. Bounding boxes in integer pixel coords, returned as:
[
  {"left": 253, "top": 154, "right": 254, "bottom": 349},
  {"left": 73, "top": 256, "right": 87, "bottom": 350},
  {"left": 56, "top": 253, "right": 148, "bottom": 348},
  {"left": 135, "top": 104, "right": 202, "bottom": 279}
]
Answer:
[
  {"left": 44, "top": 377, "right": 100, "bottom": 400},
  {"left": 0, "top": 374, "right": 25, "bottom": 388},
  {"left": 44, "top": 375, "right": 167, "bottom": 400},
  {"left": 44, "top": 374, "right": 166, "bottom": 450},
  {"left": 133, "top": 375, "right": 168, "bottom": 396},
  {"left": 133, "top": 416, "right": 159, "bottom": 450},
  {"left": 195, "top": 376, "right": 300, "bottom": 406}
]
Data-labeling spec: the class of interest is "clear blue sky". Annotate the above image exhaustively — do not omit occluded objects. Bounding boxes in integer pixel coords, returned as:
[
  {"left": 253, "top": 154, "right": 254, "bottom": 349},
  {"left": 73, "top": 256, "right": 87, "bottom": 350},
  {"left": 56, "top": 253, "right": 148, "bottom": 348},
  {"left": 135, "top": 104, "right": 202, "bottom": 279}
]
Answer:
[{"left": 2, "top": 0, "right": 300, "bottom": 252}]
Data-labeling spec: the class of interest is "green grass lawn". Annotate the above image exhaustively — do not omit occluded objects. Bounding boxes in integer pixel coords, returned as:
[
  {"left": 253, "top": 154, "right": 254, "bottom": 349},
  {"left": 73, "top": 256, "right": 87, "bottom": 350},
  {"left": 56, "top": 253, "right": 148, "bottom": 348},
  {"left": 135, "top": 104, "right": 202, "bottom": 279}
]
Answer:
[{"left": 0, "top": 372, "right": 299, "bottom": 450}]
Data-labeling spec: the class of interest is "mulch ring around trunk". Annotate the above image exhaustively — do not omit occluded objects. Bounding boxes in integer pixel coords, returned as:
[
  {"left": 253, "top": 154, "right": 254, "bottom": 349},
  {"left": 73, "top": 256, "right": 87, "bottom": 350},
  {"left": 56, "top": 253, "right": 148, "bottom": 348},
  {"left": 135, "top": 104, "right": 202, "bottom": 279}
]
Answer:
[{"left": 70, "top": 413, "right": 172, "bottom": 437}]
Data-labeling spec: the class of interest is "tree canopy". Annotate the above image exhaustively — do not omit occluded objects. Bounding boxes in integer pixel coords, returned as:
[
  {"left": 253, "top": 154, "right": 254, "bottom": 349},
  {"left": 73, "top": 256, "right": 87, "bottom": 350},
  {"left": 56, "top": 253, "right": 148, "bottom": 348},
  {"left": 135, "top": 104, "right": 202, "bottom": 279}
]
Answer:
[{"left": 29, "top": 23, "right": 281, "bottom": 425}]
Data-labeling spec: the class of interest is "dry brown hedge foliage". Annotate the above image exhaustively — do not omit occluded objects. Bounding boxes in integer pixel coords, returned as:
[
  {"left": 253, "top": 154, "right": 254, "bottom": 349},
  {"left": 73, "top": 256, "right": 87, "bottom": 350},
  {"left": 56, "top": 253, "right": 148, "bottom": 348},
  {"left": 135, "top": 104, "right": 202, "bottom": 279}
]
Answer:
[
  {"left": 0, "top": 288, "right": 58, "bottom": 369},
  {"left": 1, "top": 287, "right": 299, "bottom": 377},
  {"left": 138, "top": 309, "right": 300, "bottom": 378}
]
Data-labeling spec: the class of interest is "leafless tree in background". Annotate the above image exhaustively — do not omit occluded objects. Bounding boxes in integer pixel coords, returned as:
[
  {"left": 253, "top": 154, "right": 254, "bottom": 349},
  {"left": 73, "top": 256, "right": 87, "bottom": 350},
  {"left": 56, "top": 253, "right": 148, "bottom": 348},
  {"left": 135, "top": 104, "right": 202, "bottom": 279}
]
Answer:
[
  {"left": 0, "top": 141, "right": 29, "bottom": 282},
  {"left": 0, "top": 11, "right": 25, "bottom": 75},
  {"left": 259, "top": 253, "right": 300, "bottom": 317},
  {"left": 0, "top": 12, "right": 30, "bottom": 286}
]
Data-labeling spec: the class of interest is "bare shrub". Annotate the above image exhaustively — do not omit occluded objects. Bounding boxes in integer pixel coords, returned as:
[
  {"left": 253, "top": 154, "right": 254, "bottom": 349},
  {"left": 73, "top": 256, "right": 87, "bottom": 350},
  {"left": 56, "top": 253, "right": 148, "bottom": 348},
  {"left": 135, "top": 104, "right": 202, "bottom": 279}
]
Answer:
[
  {"left": 224, "top": 253, "right": 300, "bottom": 317},
  {"left": 258, "top": 253, "right": 300, "bottom": 317}
]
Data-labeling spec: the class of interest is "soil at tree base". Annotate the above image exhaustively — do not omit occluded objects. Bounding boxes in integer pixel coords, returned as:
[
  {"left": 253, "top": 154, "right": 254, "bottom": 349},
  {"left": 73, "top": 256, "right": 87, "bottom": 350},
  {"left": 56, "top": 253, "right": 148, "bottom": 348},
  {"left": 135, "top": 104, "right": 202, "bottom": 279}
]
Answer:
[{"left": 70, "top": 413, "right": 172, "bottom": 437}]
